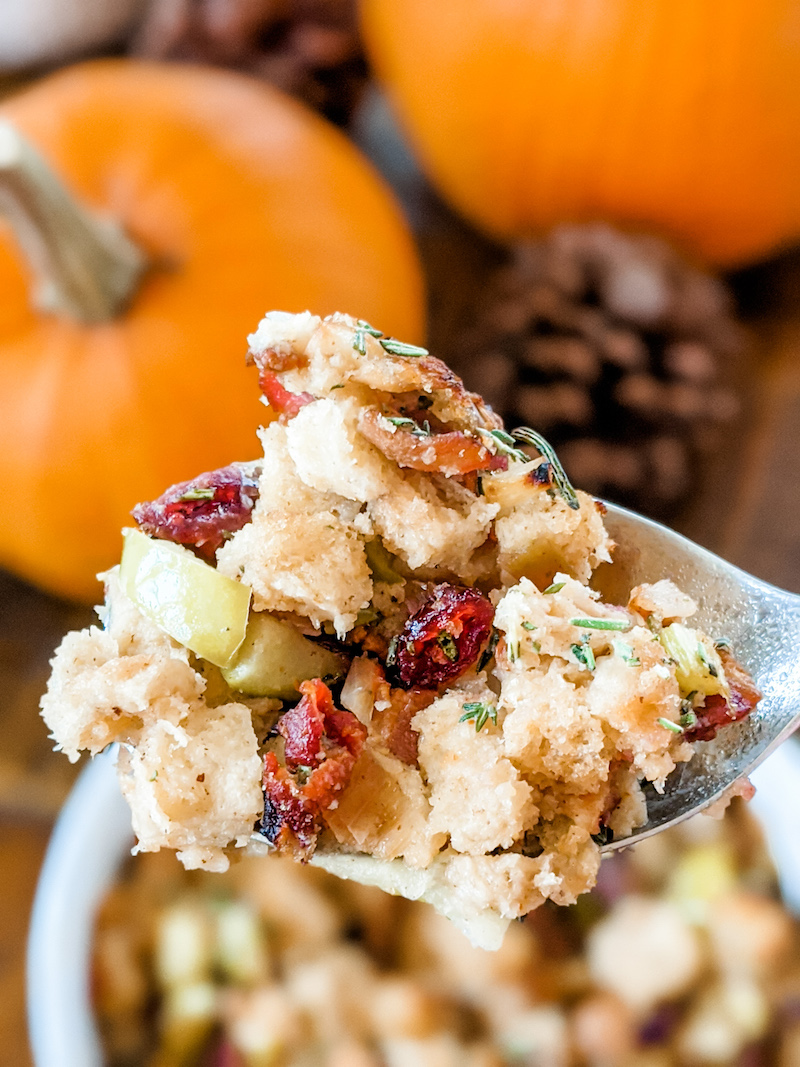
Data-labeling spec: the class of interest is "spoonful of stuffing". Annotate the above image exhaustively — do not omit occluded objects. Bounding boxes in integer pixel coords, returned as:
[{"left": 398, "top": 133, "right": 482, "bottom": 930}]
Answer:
[{"left": 40, "top": 310, "right": 799, "bottom": 950}]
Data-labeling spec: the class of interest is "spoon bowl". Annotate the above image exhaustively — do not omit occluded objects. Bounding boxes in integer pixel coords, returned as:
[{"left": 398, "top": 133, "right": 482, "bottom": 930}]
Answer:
[{"left": 597, "top": 502, "right": 800, "bottom": 849}]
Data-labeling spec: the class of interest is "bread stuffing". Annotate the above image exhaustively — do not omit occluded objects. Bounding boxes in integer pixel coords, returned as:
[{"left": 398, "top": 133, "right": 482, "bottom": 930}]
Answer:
[{"left": 41, "top": 311, "right": 761, "bottom": 948}]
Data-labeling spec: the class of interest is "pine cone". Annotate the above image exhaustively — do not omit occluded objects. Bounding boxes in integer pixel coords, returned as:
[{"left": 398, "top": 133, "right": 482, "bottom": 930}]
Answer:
[
  {"left": 449, "top": 225, "right": 744, "bottom": 520},
  {"left": 131, "top": 0, "right": 366, "bottom": 125}
]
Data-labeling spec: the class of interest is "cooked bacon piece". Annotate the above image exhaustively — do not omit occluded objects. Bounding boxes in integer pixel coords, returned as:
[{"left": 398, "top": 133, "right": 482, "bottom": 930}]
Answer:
[
  {"left": 358, "top": 408, "right": 508, "bottom": 477},
  {"left": 390, "top": 584, "right": 495, "bottom": 689},
  {"left": 258, "top": 370, "right": 315, "bottom": 418},
  {"left": 132, "top": 461, "right": 261, "bottom": 561},
  {"left": 260, "top": 679, "right": 367, "bottom": 854},
  {"left": 683, "top": 649, "right": 761, "bottom": 743},
  {"left": 371, "top": 686, "right": 437, "bottom": 764}
]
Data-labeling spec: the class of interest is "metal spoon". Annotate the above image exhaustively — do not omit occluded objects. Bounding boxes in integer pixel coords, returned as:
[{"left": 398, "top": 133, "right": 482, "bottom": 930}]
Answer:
[{"left": 596, "top": 502, "right": 800, "bottom": 851}]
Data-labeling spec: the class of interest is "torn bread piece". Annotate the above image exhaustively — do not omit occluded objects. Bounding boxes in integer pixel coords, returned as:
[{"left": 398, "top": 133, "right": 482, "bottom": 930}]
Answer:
[{"left": 41, "top": 312, "right": 761, "bottom": 949}]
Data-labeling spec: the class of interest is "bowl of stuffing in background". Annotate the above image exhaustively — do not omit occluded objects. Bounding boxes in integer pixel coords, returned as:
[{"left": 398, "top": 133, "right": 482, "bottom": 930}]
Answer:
[{"left": 27, "top": 740, "right": 800, "bottom": 1067}]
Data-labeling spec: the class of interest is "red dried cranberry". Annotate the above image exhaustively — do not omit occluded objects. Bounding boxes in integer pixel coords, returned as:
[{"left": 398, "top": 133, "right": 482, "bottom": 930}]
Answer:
[
  {"left": 259, "top": 370, "right": 315, "bottom": 418},
  {"left": 389, "top": 584, "right": 495, "bottom": 689},
  {"left": 132, "top": 461, "right": 260, "bottom": 561}
]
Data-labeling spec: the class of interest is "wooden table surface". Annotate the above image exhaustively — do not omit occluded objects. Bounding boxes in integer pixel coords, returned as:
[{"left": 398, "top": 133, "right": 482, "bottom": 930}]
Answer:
[{"left": 2, "top": 253, "right": 799, "bottom": 1067}]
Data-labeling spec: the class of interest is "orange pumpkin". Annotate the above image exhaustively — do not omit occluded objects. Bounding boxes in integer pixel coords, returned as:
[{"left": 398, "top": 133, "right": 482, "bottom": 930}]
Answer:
[
  {"left": 361, "top": 0, "right": 800, "bottom": 267},
  {"left": 0, "top": 60, "right": 424, "bottom": 602}
]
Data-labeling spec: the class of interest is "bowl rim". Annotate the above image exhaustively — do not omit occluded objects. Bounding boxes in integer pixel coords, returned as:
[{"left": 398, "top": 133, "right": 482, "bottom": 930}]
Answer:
[
  {"left": 26, "top": 738, "right": 800, "bottom": 1066},
  {"left": 27, "top": 748, "right": 133, "bottom": 1067}
]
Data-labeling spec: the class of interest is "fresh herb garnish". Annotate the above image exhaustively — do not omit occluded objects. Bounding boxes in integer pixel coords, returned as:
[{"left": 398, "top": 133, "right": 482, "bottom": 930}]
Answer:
[
  {"left": 459, "top": 701, "right": 498, "bottom": 732},
  {"left": 570, "top": 617, "right": 632, "bottom": 632},
  {"left": 352, "top": 320, "right": 429, "bottom": 358},
  {"left": 476, "top": 427, "right": 528, "bottom": 463},
  {"left": 612, "top": 639, "right": 641, "bottom": 666},
  {"left": 384, "top": 415, "right": 432, "bottom": 436},
  {"left": 658, "top": 717, "right": 684, "bottom": 734},
  {"left": 697, "top": 642, "right": 719, "bottom": 677},
  {"left": 571, "top": 637, "right": 596, "bottom": 670},
  {"left": 330, "top": 383, "right": 345, "bottom": 390},
  {"left": 436, "top": 632, "right": 459, "bottom": 662},
  {"left": 543, "top": 581, "right": 566, "bottom": 595},
  {"left": 380, "top": 338, "right": 429, "bottom": 358},
  {"left": 521, "top": 621, "right": 537, "bottom": 631},
  {"left": 477, "top": 628, "right": 499, "bottom": 671},
  {"left": 680, "top": 708, "right": 698, "bottom": 729},
  {"left": 179, "top": 486, "right": 216, "bottom": 501},
  {"left": 511, "top": 427, "right": 580, "bottom": 510},
  {"left": 353, "top": 329, "right": 367, "bottom": 355}
]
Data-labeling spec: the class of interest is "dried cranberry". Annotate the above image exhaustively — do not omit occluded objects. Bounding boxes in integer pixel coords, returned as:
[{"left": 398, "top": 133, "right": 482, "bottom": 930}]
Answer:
[
  {"left": 389, "top": 584, "right": 495, "bottom": 689},
  {"left": 259, "top": 370, "right": 315, "bottom": 418},
  {"left": 259, "top": 679, "right": 367, "bottom": 854},
  {"left": 132, "top": 461, "right": 260, "bottom": 560}
]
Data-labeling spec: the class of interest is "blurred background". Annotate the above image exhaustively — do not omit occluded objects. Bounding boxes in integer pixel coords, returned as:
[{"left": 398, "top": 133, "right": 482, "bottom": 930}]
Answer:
[{"left": 2, "top": 1, "right": 800, "bottom": 1063}]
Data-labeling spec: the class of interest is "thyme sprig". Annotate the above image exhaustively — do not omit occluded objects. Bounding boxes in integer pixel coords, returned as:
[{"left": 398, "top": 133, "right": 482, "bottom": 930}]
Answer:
[
  {"left": 381, "top": 338, "right": 430, "bottom": 357},
  {"left": 571, "top": 636, "right": 596, "bottom": 671},
  {"left": 512, "top": 427, "right": 580, "bottom": 510},
  {"left": 179, "top": 487, "right": 216, "bottom": 501},
  {"left": 658, "top": 717, "right": 684, "bottom": 735},
  {"left": 476, "top": 427, "right": 528, "bottom": 463},
  {"left": 384, "top": 415, "right": 432, "bottom": 436},
  {"left": 459, "top": 701, "right": 498, "bottom": 732},
  {"left": 543, "top": 581, "right": 566, "bottom": 595},
  {"left": 352, "top": 320, "right": 429, "bottom": 358},
  {"left": 436, "top": 632, "right": 459, "bottom": 662},
  {"left": 570, "top": 617, "right": 632, "bottom": 632}
]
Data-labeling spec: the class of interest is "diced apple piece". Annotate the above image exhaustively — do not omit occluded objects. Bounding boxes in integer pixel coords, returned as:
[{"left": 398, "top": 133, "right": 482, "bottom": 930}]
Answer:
[
  {"left": 119, "top": 529, "right": 251, "bottom": 668},
  {"left": 658, "top": 622, "right": 728, "bottom": 698},
  {"left": 221, "top": 612, "right": 346, "bottom": 700}
]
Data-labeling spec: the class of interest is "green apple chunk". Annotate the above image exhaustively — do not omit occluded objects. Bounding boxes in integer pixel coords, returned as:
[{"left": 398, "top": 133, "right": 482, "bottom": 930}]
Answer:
[
  {"left": 222, "top": 611, "right": 346, "bottom": 700},
  {"left": 119, "top": 529, "right": 252, "bottom": 668}
]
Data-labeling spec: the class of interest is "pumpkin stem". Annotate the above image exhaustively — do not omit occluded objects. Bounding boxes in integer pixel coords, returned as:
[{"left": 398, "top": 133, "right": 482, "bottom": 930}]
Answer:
[{"left": 0, "top": 121, "right": 147, "bottom": 323}]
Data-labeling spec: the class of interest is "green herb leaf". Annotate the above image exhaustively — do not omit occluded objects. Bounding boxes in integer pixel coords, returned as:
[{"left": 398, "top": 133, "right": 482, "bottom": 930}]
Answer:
[
  {"left": 330, "top": 383, "right": 345, "bottom": 390},
  {"left": 612, "top": 639, "right": 641, "bottom": 666},
  {"left": 179, "top": 487, "right": 216, "bottom": 501},
  {"left": 543, "top": 581, "right": 566, "bottom": 595},
  {"left": 459, "top": 701, "right": 498, "bottom": 732},
  {"left": 356, "top": 319, "right": 384, "bottom": 337},
  {"left": 476, "top": 427, "right": 528, "bottom": 463},
  {"left": 511, "top": 427, "right": 580, "bottom": 510},
  {"left": 657, "top": 717, "right": 684, "bottom": 734},
  {"left": 380, "top": 337, "right": 429, "bottom": 358},
  {"left": 477, "top": 628, "right": 499, "bottom": 671},
  {"left": 521, "top": 621, "right": 537, "bottom": 631},
  {"left": 680, "top": 708, "right": 698, "bottom": 729},
  {"left": 571, "top": 637, "right": 596, "bottom": 671},
  {"left": 570, "top": 617, "right": 632, "bottom": 632},
  {"left": 353, "top": 329, "right": 367, "bottom": 355},
  {"left": 436, "top": 632, "right": 459, "bottom": 662}
]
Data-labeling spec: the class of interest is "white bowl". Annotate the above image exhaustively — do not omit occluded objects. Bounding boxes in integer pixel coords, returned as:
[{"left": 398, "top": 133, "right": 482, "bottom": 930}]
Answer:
[{"left": 26, "top": 741, "right": 800, "bottom": 1067}]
